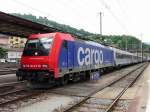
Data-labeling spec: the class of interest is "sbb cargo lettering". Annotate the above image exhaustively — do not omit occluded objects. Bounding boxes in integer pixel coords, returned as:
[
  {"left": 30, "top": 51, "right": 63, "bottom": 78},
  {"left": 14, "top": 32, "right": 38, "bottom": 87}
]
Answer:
[{"left": 77, "top": 47, "right": 103, "bottom": 66}]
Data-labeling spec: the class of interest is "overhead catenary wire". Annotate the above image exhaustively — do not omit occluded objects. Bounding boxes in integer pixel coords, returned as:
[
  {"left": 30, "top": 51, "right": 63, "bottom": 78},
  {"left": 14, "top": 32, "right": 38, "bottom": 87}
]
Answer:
[
  {"left": 10, "top": 0, "right": 89, "bottom": 37},
  {"left": 11, "top": 0, "right": 132, "bottom": 36},
  {"left": 12, "top": 0, "right": 95, "bottom": 31},
  {"left": 98, "top": 0, "right": 128, "bottom": 34},
  {"left": 11, "top": 0, "right": 69, "bottom": 24},
  {"left": 60, "top": 0, "right": 99, "bottom": 32},
  {"left": 115, "top": 0, "right": 135, "bottom": 27},
  {"left": 11, "top": 0, "right": 98, "bottom": 37}
]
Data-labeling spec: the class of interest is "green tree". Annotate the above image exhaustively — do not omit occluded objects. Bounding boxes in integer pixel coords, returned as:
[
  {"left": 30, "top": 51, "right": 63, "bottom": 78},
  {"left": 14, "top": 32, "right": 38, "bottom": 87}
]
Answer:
[
  {"left": 0, "top": 47, "right": 7, "bottom": 58},
  {"left": 11, "top": 13, "right": 150, "bottom": 50},
  {"left": 11, "top": 13, "right": 93, "bottom": 37}
]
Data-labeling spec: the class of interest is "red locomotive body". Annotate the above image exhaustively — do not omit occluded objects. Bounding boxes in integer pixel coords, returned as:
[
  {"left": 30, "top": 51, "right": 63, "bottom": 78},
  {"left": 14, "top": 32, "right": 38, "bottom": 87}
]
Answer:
[{"left": 16, "top": 32, "right": 74, "bottom": 84}]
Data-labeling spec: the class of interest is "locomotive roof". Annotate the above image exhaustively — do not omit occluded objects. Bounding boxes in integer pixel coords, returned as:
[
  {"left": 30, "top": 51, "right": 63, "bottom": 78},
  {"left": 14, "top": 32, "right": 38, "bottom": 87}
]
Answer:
[
  {"left": 75, "top": 38, "right": 112, "bottom": 50},
  {"left": 85, "top": 41, "right": 105, "bottom": 48},
  {"left": 28, "top": 32, "right": 74, "bottom": 41}
]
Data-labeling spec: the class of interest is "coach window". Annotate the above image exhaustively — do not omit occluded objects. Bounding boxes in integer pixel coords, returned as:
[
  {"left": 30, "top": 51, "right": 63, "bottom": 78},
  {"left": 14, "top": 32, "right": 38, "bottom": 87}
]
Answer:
[
  {"left": 63, "top": 40, "right": 68, "bottom": 49},
  {"left": 117, "top": 53, "right": 120, "bottom": 59}
]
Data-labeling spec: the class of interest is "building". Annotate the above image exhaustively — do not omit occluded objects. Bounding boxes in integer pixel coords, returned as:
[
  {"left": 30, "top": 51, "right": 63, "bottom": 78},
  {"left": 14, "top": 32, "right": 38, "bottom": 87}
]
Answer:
[
  {"left": 6, "top": 48, "right": 23, "bottom": 63},
  {"left": 0, "top": 35, "right": 27, "bottom": 48},
  {"left": 7, "top": 36, "right": 26, "bottom": 62},
  {"left": 0, "top": 34, "right": 26, "bottom": 62},
  {"left": 9, "top": 36, "right": 27, "bottom": 48},
  {"left": 0, "top": 34, "right": 9, "bottom": 48}
]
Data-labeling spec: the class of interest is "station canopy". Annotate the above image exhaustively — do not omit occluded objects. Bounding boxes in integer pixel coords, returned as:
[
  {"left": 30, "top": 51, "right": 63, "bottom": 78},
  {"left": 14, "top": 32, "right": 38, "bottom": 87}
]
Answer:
[{"left": 0, "top": 11, "right": 62, "bottom": 38}]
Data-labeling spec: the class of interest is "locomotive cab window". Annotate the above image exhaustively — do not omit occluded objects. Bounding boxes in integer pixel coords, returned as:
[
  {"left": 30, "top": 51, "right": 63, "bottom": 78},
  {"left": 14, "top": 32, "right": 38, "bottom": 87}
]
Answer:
[{"left": 23, "top": 37, "right": 53, "bottom": 56}]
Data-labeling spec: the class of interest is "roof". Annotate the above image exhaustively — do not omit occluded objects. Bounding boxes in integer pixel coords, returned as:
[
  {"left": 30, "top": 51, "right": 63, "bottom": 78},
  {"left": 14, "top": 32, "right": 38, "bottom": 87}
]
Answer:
[
  {"left": 0, "top": 11, "right": 62, "bottom": 37},
  {"left": 29, "top": 32, "right": 75, "bottom": 41}
]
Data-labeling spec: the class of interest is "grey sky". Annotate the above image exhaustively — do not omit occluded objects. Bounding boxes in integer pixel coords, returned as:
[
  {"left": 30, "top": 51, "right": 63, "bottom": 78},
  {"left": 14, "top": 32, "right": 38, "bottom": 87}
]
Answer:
[{"left": 0, "top": 0, "right": 150, "bottom": 42}]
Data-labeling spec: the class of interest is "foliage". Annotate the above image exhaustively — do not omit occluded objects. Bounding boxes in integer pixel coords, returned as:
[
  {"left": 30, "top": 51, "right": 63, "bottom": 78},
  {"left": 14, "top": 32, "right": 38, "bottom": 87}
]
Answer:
[
  {"left": 11, "top": 13, "right": 150, "bottom": 51},
  {"left": 85, "top": 34, "right": 150, "bottom": 51},
  {"left": 0, "top": 47, "right": 7, "bottom": 58},
  {"left": 11, "top": 13, "right": 92, "bottom": 37}
]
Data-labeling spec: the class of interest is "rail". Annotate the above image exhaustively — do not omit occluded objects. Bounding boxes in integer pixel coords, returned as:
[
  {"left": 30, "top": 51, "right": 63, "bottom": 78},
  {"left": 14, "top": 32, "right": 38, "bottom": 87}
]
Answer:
[{"left": 63, "top": 63, "right": 148, "bottom": 112}]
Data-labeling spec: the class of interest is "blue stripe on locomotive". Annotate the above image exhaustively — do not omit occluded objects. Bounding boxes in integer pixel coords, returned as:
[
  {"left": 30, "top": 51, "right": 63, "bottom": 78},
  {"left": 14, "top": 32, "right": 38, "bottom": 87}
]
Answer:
[{"left": 58, "top": 40, "right": 114, "bottom": 69}]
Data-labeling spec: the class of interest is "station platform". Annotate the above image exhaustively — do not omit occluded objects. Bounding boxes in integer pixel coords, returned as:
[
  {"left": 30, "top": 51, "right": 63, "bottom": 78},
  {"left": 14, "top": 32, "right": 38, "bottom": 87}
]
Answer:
[{"left": 126, "top": 63, "right": 150, "bottom": 112}]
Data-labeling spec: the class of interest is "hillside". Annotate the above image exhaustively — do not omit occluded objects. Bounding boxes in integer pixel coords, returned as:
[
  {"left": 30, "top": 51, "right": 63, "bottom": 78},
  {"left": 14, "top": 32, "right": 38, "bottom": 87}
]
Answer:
[
  {"left": 11, "top": 13, "right": 150, "bottom": 51},
  {"left": 11, "top": 13, "right": 92, "bottom": 37}
]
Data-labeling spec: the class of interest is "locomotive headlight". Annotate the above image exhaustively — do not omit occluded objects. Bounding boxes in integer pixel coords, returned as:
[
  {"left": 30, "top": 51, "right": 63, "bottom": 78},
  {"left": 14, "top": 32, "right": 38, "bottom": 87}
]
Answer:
[{"left": 22, "top": 64, "right": 26, "bottom": 68}]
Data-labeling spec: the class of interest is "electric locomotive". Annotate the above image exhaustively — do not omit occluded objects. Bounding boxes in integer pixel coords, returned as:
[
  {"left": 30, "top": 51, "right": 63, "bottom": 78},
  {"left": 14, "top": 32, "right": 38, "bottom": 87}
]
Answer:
[
  {"left": 16, "top": 32, "right": 114, "bottom": 85},
  {"left": 17, "top": 32, "right": 146, "bottom": 86}
]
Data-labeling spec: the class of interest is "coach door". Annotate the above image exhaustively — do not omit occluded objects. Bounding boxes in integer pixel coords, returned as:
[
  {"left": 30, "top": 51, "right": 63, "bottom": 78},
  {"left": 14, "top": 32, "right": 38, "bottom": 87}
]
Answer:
[{"left": 67, "top": 41, "right": 74, "bottom": 70}]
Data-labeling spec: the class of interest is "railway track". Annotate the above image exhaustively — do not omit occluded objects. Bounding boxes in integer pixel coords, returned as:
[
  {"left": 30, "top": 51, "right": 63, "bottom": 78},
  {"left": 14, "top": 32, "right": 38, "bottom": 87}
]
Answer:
[
  {"left": 0, "top": 89, "right": 41, "bottom": 107},
  {"left": 0, "top": 63, "right": 18, "bottom": 68},
  {"left": 0, "top": 69, "right": 17, "bottom": 75},
  {"left": 0, "top": 63, "right": 18, "bottom": 75},
  {"left": 0, "top": 82, "right": 44, "bottom": 112},
  {"left": 0, "top": 81, "right": 26, "bottom": 93},
  {"left": 0, "top": 63, "right": 147, "bottom": 112},
  {"left": 61, "top": 63, "right": 148, "bottom": 112}
]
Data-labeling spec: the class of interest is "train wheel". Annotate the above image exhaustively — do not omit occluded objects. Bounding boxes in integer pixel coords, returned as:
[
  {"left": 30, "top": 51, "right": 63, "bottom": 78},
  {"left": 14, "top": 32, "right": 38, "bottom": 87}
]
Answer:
[
  {"left": 80, "top": 73, "right": 86, "bottom": 81},
  {"left": 85, "top": 71, "right": 90, "bottom": 80},
  {"left": 72, "top": 74, "right": 80, "bottom": 82},
  {"left": 61, "top": 76, "right": 68, "bottom": 85},
  {"left": 57, "top": 76, "right": 68, "bottom": 86}
]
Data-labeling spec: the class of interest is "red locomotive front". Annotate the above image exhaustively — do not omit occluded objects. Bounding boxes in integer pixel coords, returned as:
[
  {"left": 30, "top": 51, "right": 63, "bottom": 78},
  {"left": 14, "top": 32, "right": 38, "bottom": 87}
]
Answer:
[
  {"left": 17, "top": 33, "right": 55, "bottom": 82},
  {"left": 16, "top": 32, "right": 74, "bottom": 85}
]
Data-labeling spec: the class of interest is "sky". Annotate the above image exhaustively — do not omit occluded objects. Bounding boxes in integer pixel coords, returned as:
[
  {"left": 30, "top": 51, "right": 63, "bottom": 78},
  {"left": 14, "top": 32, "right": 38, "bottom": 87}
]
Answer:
[{"left": 0, "top": 0, "right": 150, "bottom": 43}]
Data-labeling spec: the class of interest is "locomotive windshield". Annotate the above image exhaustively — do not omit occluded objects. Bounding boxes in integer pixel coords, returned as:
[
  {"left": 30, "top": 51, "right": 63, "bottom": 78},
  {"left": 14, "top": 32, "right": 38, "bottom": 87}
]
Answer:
[{"left": 23, "top": 37, "right": 53, "bottom": 56}]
